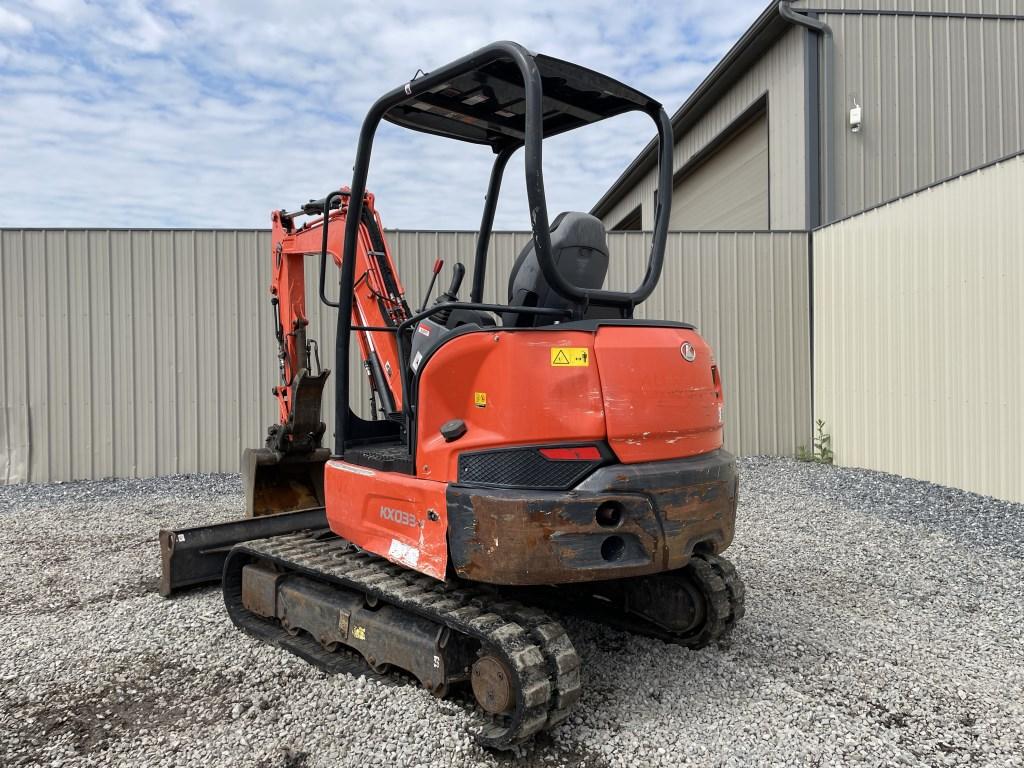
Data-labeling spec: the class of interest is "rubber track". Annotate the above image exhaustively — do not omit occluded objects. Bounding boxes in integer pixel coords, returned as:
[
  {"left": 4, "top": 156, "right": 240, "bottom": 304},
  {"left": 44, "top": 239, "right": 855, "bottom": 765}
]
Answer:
[
  {"left": 646, "top": 552, "right": 745, "bottom": 648},
  {"left": 223, "top": 531, "right": 580, "bottom": 749},
  {"left": 541, "top": 553, "right": 745, "bottom": 649},
  {"left": 703, "top": 552, "right": 745, "bottom": 631}
]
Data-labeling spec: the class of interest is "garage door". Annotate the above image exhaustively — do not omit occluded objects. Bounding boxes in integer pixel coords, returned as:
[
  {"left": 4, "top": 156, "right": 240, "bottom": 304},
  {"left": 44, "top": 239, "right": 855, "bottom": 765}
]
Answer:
[{"left": 669, "top": 113, "right": 769, "bottom": 230}]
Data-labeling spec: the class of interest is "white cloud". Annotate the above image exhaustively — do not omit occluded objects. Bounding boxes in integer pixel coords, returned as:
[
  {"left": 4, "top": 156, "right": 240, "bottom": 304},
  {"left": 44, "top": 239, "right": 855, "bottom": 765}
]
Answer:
[
  {"left": 0, "top": 7, "right": 33, "bottom": 34},
  {"left": 0, "top": 0, "right": 767, "bottom": 229}
]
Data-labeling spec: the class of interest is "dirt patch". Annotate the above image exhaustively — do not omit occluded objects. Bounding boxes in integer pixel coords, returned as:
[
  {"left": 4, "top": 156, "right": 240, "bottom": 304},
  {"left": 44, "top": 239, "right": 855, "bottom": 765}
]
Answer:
[
  {"left": 0, "top": 653, "right": 235, "bottom": 764},
  {"left": 256, "top": 747, "right": 312, "bottom": 768}
]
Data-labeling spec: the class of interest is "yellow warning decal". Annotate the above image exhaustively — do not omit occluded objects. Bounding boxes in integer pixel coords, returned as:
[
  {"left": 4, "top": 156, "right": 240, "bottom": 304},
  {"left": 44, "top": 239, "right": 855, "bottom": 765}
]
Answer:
[
  {"left": 474, "top": 391, "right": 487, "bottom": 407},
  {"left": 353, "top": 626, "right": 366, "bottom": 640},
  {"left": 550, "top": 347, "right": 590, "bottom": 367}
]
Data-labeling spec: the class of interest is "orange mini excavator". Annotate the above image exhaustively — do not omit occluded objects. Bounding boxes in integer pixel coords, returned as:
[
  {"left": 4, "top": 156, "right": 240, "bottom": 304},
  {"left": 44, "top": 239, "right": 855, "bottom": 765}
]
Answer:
[{"left": 160, "top": 42, "right": 744, "bottom": 749}]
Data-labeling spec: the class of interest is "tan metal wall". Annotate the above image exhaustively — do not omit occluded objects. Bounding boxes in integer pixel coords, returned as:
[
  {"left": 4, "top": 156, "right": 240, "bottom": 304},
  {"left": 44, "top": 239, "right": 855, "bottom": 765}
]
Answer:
[
  {"left": 603, "top": 3, "right": 1024, "bottom": 233},
  {"left": 669, "top": 113, "right": 770, "bottom": 231},
  {"left": 622, "top": 231, "right": 812, "bottom": 456},
  {"left": 0, "top": 229, "right": 810, "bottom": 484},
  {"left": 813, "top": 153, "right": 1024, "bottom": 503}
]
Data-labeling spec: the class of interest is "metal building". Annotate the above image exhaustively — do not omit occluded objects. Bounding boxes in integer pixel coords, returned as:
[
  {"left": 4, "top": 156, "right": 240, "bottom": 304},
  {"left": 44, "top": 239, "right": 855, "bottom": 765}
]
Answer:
[
  {"left": 593, "top": 1, "right": 1024, "bottom": 232},
  {"left": 594, "top": 0, "right": 1024, "bottom": 502},
  {"left": 814, "top": 153, "right": 1024, "bottom": 503}
]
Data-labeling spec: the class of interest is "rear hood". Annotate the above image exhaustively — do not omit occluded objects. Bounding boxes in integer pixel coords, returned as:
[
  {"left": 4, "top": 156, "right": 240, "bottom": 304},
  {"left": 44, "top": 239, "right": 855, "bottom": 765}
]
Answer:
[{"left": 593, "top": 325, "right": 724, "bottom": 463}]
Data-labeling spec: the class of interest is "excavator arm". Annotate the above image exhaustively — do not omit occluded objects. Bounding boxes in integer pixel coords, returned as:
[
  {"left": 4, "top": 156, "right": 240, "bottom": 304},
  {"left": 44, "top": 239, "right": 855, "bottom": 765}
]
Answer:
[{"left": 244, "top": 189, "right": 413, "bottom": 516}]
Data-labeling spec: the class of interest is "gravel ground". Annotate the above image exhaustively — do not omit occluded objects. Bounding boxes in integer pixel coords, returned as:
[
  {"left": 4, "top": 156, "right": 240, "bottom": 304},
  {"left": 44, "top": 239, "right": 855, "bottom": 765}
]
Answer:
[{"left": 1, "top": 457, "right": 1021, "bottom": 768}]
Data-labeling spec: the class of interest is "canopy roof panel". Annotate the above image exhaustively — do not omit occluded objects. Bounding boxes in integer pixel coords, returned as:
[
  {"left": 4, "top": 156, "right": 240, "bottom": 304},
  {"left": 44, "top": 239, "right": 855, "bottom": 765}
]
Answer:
[{"left": 383, "top": 51, "right": 659, "bottom": 149}]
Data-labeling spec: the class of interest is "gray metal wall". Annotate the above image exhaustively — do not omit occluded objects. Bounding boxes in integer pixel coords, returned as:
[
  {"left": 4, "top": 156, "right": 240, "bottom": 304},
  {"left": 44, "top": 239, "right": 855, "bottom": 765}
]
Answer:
[
  {"left": 801, "top": 2, "right": 1024, "bottom": 223},
  {"left": 0, "top": 229, "right": 810, "bottom": 484},
  {"left": 622, "top": 231, "right": 812, "bottom": 456},
  {"left": 792, "top": 1, "right": 1022, "bottom": 15},
  {"left": 601, "top": 25, "right": 809, "bottom": 232},
  {"left": 813, "top": 153, "right": 1024, "bottom": 503}
]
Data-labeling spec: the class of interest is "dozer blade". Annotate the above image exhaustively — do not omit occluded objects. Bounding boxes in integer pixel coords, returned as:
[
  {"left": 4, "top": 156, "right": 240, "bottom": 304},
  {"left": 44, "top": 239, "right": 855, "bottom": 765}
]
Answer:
[
  {"left": 242, "top": 446, "right": 330, "bottom": 518},
  {"left": 158, "top": 507, "right": 328, "bottom": 597}
]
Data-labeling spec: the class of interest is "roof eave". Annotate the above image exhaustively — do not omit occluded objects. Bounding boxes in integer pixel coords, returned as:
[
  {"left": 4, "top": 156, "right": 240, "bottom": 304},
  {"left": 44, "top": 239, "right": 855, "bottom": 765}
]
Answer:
[{"left": 591, "top": 1, "right": 791, "bottom": 219}]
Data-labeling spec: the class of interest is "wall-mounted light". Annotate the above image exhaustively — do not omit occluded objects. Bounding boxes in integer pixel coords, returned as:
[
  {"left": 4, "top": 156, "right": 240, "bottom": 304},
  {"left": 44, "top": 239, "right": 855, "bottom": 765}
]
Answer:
[{"left": 849, "top": 98, "right": 862, "bottom": 133}]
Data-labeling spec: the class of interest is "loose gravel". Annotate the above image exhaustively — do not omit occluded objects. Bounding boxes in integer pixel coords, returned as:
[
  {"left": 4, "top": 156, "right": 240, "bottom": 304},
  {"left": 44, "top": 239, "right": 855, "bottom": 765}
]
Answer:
[{"left": 1, "top": 458, "right": 1021, "bottom": 768}]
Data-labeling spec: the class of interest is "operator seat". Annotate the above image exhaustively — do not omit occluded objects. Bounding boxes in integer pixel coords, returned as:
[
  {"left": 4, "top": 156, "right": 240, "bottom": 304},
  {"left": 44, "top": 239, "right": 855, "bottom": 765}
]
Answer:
[{"left": 501, "top": 212, "right": 613, "bottom": 327}]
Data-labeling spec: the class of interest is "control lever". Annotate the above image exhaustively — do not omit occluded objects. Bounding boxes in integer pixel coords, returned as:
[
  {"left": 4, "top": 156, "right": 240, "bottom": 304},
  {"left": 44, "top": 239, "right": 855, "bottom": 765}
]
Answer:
[
  {"left": 418, "top": 259, "right": 444, "bottom": 312},
  {"left": 442, "top": 262, "right": 465, "bottom": 299},
  {"left": 433, "top": 262, "right": 465, "bottom": 326}
]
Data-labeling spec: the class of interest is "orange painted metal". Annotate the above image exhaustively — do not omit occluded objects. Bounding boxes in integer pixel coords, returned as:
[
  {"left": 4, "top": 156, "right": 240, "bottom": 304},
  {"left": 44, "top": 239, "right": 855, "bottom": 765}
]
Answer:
[
  {"left": 413, "top": 324, "right": 723, "bottom": 483},
  {"left": 592, "top": 326, "right": 723, "bottom": 463},
  {"left": 269, "top": 190, "right": 407, "bottom": 423},
  {"left": 322, "top": 322, "right": 725, "bottom": 580},
  {"left": 324, "top": 459, "right": 449, "bottom": 580},
  {"left": 414, "top": 330, "right": 607, "bottom": 482}
]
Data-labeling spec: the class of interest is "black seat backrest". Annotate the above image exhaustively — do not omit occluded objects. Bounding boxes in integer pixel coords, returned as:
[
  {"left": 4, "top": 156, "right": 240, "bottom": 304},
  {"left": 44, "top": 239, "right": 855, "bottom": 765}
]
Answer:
[{"left": 501, "top": 212, "right": 611, "bottom": 327}]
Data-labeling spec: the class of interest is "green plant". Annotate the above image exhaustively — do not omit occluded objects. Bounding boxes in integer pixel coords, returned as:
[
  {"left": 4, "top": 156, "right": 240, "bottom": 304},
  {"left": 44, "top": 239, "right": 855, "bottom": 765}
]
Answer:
[{"left": 797, "top": 419, "right": 834, "bottom": 464}]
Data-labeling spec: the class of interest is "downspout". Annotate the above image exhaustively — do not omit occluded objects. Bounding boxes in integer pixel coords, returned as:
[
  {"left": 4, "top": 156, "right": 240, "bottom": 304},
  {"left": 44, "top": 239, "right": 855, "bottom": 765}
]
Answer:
[
  {"left": 778, "top": 1, "right": 832, "bottom": 227},
  {"left": 778, "top": 1, "right": 832, "bottom": 452}
]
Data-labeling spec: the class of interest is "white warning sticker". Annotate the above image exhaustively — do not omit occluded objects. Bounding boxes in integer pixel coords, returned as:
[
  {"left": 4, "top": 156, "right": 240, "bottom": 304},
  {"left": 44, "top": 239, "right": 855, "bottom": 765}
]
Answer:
[{"left": 388, "top": 538, "right": 420, "bottom": 568}]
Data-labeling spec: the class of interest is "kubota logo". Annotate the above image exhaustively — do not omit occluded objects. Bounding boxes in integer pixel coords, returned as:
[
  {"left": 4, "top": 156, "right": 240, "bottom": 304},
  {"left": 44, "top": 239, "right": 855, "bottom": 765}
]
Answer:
[{"left": 379, "top": 505, "right": 420, "bottom": 527}]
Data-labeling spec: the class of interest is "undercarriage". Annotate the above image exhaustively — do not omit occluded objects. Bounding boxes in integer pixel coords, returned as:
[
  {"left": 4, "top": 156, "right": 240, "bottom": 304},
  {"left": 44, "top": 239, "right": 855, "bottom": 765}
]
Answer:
[{"left": 223, "top": 530, "right": 745, "bottom": 750}]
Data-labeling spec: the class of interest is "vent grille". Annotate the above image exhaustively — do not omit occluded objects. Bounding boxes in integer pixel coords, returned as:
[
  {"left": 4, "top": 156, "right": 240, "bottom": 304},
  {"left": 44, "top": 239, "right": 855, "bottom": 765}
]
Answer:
[{"left": 457, "top": 446, "right": 604, "bottom": 490}]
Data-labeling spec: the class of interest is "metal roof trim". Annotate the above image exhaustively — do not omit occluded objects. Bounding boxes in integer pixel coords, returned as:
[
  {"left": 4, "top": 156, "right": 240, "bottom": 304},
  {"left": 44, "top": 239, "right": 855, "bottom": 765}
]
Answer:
[{"left": 591, "top": 1, "right": 789, "bottom": 218}]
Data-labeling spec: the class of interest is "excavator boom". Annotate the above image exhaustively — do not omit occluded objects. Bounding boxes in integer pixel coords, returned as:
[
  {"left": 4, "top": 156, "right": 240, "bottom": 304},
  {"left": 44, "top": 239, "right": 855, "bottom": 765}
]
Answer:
[{"left": 244, "top": 190, "right": 410, "bottom": 516}]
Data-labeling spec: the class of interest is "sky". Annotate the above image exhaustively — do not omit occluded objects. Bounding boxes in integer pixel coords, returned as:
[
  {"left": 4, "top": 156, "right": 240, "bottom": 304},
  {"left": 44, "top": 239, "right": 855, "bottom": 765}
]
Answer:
[{"left": 0, "top": 0, "right": 767, "bottom": 230}]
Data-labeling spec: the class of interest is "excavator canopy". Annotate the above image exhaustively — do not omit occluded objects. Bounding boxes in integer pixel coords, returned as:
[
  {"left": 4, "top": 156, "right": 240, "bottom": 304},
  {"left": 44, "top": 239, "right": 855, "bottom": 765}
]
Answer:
[{"left": 382, "top": 52, "right": 659, "bottom": 149}]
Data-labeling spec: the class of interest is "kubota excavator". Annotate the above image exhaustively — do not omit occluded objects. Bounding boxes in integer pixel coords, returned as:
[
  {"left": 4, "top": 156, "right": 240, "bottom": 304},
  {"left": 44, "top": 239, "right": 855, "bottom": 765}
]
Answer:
[{"left": 159, "top": 41, "right": 744, "bottom": 749}]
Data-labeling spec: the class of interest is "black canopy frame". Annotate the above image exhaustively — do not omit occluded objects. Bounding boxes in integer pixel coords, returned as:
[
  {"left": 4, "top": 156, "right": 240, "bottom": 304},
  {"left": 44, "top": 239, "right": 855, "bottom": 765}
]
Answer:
[{"left": 334, "top": 41, "right": 674, "bottom": 455}]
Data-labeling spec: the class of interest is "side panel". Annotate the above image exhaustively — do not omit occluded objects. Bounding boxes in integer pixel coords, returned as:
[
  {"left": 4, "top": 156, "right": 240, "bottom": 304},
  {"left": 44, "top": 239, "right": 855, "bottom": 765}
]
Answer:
[
  {"left": 594, "top": 326, "right": 723, "bottom": 463},
  {"left": 415, "top": 330, "right": 606, "bottom": 482},
  {"left": 324, "top": 460, "right": 448, "bottom": 579}
]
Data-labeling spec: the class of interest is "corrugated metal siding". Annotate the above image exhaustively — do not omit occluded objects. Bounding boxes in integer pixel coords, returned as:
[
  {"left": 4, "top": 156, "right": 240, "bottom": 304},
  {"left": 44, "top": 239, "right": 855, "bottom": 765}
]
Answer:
[
  {"left": 0, "top": 229, "right": 280, "bottom": 483},
  {"left": 793, "top": 1, "right": 1023, "bottom": 14},
  {"left": 603, "top": 3, "right": 1024, "bottom": 232},
  {"left": 0, "top": 228, "right": 810, "bottom": 483},
  {"left": 620, "top": 231, "right": 812, "bottom": 456},
  {"left": 813, "top": 153, "right": 1024, "bottom": 503},
  {"left": 812, "top": 3, "right": 1024, "bottom": 222},
  {"left": 600, "top": 25, "right": 808, "bottom": 232}
]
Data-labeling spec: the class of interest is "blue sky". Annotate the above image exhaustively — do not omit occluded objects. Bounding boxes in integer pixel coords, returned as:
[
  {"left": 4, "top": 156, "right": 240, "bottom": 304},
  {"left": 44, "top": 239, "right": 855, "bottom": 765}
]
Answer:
[{"left": 0, "top": 0, "right": 766, "bottom": 229}]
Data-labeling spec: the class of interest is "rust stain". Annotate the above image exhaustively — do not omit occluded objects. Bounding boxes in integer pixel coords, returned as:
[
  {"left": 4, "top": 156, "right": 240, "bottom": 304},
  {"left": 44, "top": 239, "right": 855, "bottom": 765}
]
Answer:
[{"left": 450, "top": 482, "right": 735, "bottom": 585}]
